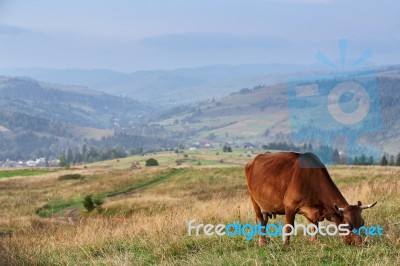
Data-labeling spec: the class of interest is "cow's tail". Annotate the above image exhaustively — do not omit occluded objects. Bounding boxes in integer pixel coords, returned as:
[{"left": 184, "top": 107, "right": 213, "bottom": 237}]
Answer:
[{"left": 244, "top": 159, "right": 254, "bottom": 189}]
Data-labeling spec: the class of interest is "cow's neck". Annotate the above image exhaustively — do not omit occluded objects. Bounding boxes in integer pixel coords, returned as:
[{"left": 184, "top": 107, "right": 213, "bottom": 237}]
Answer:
[{"left": 320, "top": 170, "right": 349, "bottom": 208}]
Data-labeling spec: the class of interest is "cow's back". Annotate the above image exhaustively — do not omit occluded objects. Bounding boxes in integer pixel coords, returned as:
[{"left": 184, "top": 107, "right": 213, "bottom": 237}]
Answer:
[{"left": 246, "top": 152, "right": 299, "bottom": 213}]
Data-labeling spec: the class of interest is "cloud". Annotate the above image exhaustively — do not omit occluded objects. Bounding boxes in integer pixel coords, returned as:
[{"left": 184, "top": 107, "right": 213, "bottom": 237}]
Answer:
[
  {"left": 138, "top": 33, "right": 295, "bottom": 51},
  {"left": 0, "top": 24, "right": 32, "bottom": 35},
  {"left": 278, "top": 0, "right": 331, "bottom": 3}
]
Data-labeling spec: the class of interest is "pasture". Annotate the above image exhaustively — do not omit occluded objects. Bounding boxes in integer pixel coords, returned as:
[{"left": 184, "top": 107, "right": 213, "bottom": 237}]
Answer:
[
  {"left": 0, "top": 150, "right": 399, "bottom": 265},
  {"left": 0, "top": 169, "right": 54, "bottom": 179}
]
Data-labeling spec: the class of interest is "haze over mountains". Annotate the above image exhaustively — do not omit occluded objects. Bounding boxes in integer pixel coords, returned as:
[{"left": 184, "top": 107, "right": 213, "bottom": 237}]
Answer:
[
  {"left": 1, "top": 64, "right": 400, "bottom": 161},
  {"left": 0, "top": 64, "right": 318, "bottom": 105}
]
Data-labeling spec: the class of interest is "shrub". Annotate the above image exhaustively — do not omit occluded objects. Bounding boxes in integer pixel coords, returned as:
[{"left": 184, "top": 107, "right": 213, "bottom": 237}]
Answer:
[
  {"left": 223, "top": 145, "right": 232, "bottom": 152},
  {"left": 93, "top": 198, "right": 104, "bottom": 206},
  {"left": 145, "top": 158, "right": 159, "bottom": 167},
  {"left": 58, "top": 174, "right": 83, "bottom": 180},
  {"left": 83, "top": 194, "right": 103, "bottom": 212},
  {"left": 83, "top": 195, "right": 95, "bottom": 212}
]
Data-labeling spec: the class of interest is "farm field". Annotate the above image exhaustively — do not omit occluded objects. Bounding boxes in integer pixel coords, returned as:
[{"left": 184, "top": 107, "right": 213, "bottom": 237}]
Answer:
[{"left": 0, "top": 150, "right": 399, "bottom": 265}]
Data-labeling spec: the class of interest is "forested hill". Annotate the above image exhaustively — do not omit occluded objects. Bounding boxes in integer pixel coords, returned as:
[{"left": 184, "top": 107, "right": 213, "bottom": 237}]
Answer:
[
  {"left": 0, "top": 77, "right": 150, "bottom": 128},
  {"left": 0, "top": 76, "right": 174, "bottom": 161}
]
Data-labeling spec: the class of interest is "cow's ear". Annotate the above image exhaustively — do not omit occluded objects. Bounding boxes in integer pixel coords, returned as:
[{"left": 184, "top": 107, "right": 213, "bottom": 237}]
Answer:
[{"left": 357, "top": 201, "right": 362, "bottom": 206}]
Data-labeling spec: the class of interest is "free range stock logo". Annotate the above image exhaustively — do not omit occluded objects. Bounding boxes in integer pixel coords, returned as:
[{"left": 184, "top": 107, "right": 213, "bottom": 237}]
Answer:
[
  {"left": 287, "top": 39, "right": 383, "bottom": 167},
  {"left": 188, "top": 219, "right": 384, "bottom": 241}
]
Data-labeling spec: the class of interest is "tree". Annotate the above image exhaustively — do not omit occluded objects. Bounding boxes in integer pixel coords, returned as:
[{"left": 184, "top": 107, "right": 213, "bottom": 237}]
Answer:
[
  {"left": 223, "top": 145, "right": 232, "bottom": 152},
  {"left": 82, "top": 144, "right": 87, "bottom": 162},
  {"left": 302, "top": 143, "right": 307, "bottom": 152},
  {"left": 396, "top": 153, "right": 400, "bottom": 166},
  {"left": 367, "top": 156, "right": 374, "bottom": 165},
  {"left": 207, "top": 133, "right": 216, "bottom": 140},
  {"left": 380, "top": 155, "right": 388, "bottom": 166},
  {"left": 73, "top": 148, "right": 82, "bottom": 164},
  {"left": 359, "top": 154, "right": 366, "bottom": 165},
  {"left": 389, "top": 155, "right": 395, "bottom": 166},
  {"left": 145, "top": 158, "right": 159, "bottom": 166},
  {"left": 307, "top": 143, "right": 313, "bottom": 151},
  {"left": 66, "top": 148, "right": 73, "bottom": 164},
  {"left": 59, "top": 153, "right": 69, "bottom": 168},
  {"left": 353, "top": 156, "right": 359, "bottom": 165},
  {"left": 332, "top": 149, "right": 340, "bottom": 164}
]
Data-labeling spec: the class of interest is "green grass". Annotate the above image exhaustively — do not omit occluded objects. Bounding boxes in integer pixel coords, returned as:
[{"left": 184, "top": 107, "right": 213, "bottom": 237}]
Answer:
[
  {"left": 35, "top": 198, "right": 82, "bottom": 218},
  {"left": 0, "top": 169, "right": 54, "bottom": 179}
]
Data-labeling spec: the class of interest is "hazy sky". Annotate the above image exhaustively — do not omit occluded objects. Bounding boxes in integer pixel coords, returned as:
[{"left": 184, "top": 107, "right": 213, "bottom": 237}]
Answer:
[{"left": 0, "top": 0, "right": 399, "bottom": 71}]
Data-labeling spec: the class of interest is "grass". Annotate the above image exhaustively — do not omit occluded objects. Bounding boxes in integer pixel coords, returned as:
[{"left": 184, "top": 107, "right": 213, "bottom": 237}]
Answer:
[
  {"left": 0, "top": 153, "right": 399, "bottom": 265},
  {"left": 0, "top": 169, "right": 55, "bottom": 179},
  {"left": 87, "top": 148, "right": 254, "bottom": 170}
]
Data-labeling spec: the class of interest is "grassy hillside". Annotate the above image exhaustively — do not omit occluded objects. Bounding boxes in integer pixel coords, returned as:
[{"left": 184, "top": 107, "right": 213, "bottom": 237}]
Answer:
[
  {"left": 156, "top": 71, "right": 400, "bottom": 155},
  {"left": 0, "top": 151, "right": 399, "bottom": 265},
  {"left": 157, "top": 83, "right": 290, "bottom": 145}
]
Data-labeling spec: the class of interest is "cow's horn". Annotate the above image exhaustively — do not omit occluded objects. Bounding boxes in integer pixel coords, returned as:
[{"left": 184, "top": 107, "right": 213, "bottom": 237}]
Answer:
[
  {"left": 335, "top": 204, "right": 345, "bottom": 212},
  {"left": 360, "top": 201, "right": 377, "bottom": 210}
]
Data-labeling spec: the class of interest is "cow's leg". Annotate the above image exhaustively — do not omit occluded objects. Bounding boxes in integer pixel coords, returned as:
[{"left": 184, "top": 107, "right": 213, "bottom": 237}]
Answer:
[
  {"left": 301, "top": 208, "right": 320, "bottom": 244},
  {"left": 284, "top": 208, "right": 296, "bottom": 245},
  {"left": 308, "top": 220, "right": 319, "bottom": 244},
  {"left": 250, "top": 197, "right": 267, "bottom": 246}
]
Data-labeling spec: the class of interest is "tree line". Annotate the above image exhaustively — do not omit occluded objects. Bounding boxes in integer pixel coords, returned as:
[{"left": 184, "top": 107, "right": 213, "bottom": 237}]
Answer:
[
  {"left": 59, "top": 145, "right": 128, "bottom": 166},
  {"left": 262, "top": 141, "right": 400, "bottom": 166}
]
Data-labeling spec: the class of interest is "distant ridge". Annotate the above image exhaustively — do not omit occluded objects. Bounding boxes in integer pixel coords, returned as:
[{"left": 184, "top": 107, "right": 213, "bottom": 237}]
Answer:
[{"left": 0, "top": 64, "right": 317, "bottom": 104}]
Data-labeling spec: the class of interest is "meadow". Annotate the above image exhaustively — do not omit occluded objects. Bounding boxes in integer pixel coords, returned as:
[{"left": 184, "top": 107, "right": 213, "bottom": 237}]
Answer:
[{"left": 0, "top": 150, "right": 399, "bottom": 265}]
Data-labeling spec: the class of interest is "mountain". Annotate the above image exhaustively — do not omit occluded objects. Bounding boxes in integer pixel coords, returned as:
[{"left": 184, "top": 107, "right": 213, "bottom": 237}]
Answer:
[
  {"left": 154, "top": 66, "right": 400, "bottom": 155},
  {"left": 2, "top": 65, "right": 400, "bottom": 161},
  {"left": 0, "top": 64, "right": 316, "bottom": 105},
  {"left": 0, "top": 76, "right": 175, "bottom": 160},
  {"left": 0, "top": 76, "right": 152, "bottom": 128}
]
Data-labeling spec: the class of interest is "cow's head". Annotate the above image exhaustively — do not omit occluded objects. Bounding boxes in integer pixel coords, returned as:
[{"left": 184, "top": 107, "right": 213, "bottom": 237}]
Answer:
[{"left": 333, "top": 201, "right": 377, "bottom": 246}]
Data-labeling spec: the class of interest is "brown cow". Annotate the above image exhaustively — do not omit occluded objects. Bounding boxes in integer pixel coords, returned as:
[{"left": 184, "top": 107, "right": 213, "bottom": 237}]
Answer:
[{"left": 245, "top": 152, "right": 377, "bottom": 246}]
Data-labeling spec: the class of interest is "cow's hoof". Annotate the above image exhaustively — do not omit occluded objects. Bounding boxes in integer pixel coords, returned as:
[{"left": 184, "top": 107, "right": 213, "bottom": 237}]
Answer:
[
  {"left": 310, "top": 237, "right": 319, "bottom": 244},
  {"left": 258, "top": 238, "right": 266, "bottom": 247}
]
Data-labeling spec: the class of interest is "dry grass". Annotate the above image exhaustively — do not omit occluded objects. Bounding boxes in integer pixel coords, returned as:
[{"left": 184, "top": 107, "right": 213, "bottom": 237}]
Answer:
[{"left": 0, "top": 164, "right": 399, "bottom": 265}]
